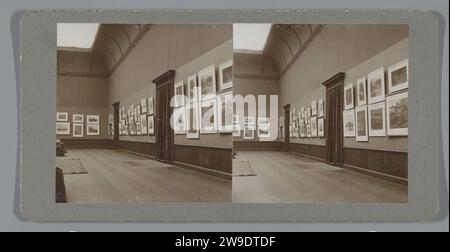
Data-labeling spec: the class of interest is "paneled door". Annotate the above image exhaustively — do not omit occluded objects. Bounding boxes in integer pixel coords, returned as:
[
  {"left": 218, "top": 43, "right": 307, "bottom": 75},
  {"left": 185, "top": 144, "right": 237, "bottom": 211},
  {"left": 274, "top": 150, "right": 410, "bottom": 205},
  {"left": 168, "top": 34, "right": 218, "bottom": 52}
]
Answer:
[{"left": 152, "top": 70, "right": 175, "bottom": 164}]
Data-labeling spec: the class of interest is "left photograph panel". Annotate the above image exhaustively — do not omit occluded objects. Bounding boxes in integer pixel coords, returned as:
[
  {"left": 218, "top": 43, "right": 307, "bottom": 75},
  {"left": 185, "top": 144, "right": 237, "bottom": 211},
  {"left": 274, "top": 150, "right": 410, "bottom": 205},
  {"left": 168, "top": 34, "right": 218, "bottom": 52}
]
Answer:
[{"left": 56, "top": 24, "right": 233, "bottom": 203}]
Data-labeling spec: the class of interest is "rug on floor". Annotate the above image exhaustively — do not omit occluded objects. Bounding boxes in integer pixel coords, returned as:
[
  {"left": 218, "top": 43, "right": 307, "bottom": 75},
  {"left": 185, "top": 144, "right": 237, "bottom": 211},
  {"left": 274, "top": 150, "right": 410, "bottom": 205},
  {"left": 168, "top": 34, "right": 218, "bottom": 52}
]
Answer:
[
  {"left": 233, "top": 160, "right": 257, "bottom": 177},
  {"left": 56, "top": 154, "right": 88, "bottom": 174}
]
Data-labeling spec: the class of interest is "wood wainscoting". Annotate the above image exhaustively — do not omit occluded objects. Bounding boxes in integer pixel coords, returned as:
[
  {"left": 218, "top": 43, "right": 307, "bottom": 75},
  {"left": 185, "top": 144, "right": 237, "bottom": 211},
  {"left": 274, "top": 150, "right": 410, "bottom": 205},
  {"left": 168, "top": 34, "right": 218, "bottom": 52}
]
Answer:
[
  {"left": 174, "top": 144, "right": 232, "bottom": 181},
  {"left": 343, "top": 147, "right": 408, "bottom": 185},
  {"left": 118, "top": 140, "right": 156, "bottom": 158},
  {"left": 290, "top": 143, "right": 326, "bottom": 162},
  {"left": 234, "top": 141, "right": 284, "bottom": 151},
  {"left": 59, "top": 139, "right": 114, "bottom": 149}
]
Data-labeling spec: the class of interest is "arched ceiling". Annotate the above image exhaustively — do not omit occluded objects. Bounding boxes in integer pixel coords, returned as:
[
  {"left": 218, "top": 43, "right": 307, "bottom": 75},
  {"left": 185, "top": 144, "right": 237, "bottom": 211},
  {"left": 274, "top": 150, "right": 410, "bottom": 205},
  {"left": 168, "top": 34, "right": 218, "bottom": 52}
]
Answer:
[
  {"left": 263, "top": 24, "right": 324, "bottom": 75},
  {"left": 91, "top": 24, "right": 152, "bottom": 73}
]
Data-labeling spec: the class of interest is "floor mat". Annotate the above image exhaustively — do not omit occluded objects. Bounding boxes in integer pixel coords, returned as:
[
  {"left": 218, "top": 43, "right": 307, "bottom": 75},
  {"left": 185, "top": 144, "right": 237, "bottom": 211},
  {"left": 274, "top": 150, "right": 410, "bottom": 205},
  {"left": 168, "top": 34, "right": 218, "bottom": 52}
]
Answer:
[
  {"left": 233, "top": 160, "right": 257, "bottom": 177},
  {"left": 56, "top": 157, "right": 88, "bottom": 174}
]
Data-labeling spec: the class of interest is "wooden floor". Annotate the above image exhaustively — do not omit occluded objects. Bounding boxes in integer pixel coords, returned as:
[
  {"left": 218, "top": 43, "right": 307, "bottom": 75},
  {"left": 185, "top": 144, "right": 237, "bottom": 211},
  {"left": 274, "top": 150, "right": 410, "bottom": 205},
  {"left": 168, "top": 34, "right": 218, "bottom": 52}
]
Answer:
[
  {"left": 63, "top": 149, "right": 231, "bottom": 203},
  {"left": 233, "top": 151, "right": 408, "bottom": 203}
]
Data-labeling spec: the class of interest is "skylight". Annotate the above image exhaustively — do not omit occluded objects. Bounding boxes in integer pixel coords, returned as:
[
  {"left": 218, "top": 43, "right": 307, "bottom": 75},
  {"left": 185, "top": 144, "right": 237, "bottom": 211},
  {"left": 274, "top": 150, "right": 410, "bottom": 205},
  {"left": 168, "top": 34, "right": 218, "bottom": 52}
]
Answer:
[
  {"left": 233, "top": 24, "right": 272, "bottom": 53},
  {"left": 57, "top": 23, "right": 100, "bottom": 49}
]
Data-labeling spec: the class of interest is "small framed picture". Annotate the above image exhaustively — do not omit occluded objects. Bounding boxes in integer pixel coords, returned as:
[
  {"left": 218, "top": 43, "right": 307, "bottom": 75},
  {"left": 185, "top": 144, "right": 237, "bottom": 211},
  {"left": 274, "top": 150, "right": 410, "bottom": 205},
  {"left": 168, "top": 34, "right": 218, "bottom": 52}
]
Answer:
[
  {"left": 317, "top": 117, "right": 324, "bottom": 137},
  {"left": 257, "top": 117, "right": 271, "bottom": 138},
  {"left": 306, "top": 124, "right": 311, "bottom": 138},
  {"left": 243, "top": 116, "right": 255, "bottom": 129},
  {"left": 186, "top": 103, "right": 200, "bottom": 139},
  {"left": 200, "top": 99, "right": 217, "bottom": 134},
  {"left": 311, "top": 100, "right": 317, "bottom": 116},
  {"left": 243, "top": 126, "right": 254, "bottom": 140},
  {"left": 217, "top": 92, "right": 233, "bottom": 133},
  {"left": 141, "top": 98, "right": 148, "bottom": 114},
  {"left": 140, "top": 114, "right": 148, "bottom": 135},
  {"left": 86, "top": 124, "right": 100, "bottom": 136},
  {"left": 187, "top": 74, "right": 199, "bottom": 103},
  {"left": 310, "top": 116, "right": 318, "bottom": 137},
  {"left": 136, "top": 105, "right": 141, "bottom": 117},
  {"left": 388, "top": 59, "right": 409, "bottom": 93},
  {"left": 318, "top": 99, "right": 324, "bottom": 118},
  {"left": 148, "top": 97, "right": 154, "bottom": 115},
  {"left": 386, "top": 92, "right": 408, "bottom": 136},
  {"left": 198, "top": 65, "right": 217, "bottom": 101},
  {"left": 355, "top": 105, "right": 368, "bottom": 142},
  {"left": 72, "top": 114, "right": 84, "bottom": 123},
  {"left": 73, "top": 123, "right": 84, "bottom": 138},
  {"left": 367, "top": 67, "right": 386, "bottom": 104},
  {"left": 137, "top": 122, "right": 142, "bottom": 135},
  {"left": 344, "top": 84, "right": 354, "bottom": 110},
  {"left": 356, "top": 76, "right": 367, "bottom": 105},
  {"left": 147, "top": 115, "right": 155, "bottom": 135},
  {"left": 368, "top": 102, "right": 386, "bottom": 137},
  {"left": 56, "top": 122, "right": 70, "bottom": 135},
  {"left": 174, "top": 80, "right": 185, "bottom": 107},
  {"left": 56, "top": 112, "right": 68, "bottom": 122},
  {"left": 173, "top": 107, "right": 186, "bottom": 135},
  {"left": 232, "top": 115, "right": 241, "bottom": 137},
  {"left": 218, "top": 59, "right": 233, "bottom": 91},
  {"left": 86, "top": 115, "right": 100, "bottom": 124},
  {"left": 343, "top": 109, "right": 356, "bottom": 137}
]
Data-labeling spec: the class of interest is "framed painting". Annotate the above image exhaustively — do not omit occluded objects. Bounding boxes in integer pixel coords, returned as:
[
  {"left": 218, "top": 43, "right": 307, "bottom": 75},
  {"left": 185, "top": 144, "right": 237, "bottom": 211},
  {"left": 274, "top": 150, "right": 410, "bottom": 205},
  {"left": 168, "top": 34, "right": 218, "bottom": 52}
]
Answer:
[
  {"left": 232, "top": 115, "right": 241, "bottom": 137},
  {"left": 355, "top": 105, "right": 368, "bottom": 142},
  {"left": 148, "top": 97, "right": 154, "bottom": 115},
  {"left": 73, "top": 123, "right": 83, "bottom": 138},
  {"left": 198, "top": 65, "right": 216, "bottom": 101},
  {"left": 56, "top": 112, "right": 68, "bottom": 122},
  {"left": 310, "top": 116, "right": 318, "bottom": 137},
  {"left": 200, "top": 99, "right": 217, "bottom": 134},
  {"left": 257, "top": 117, "right": 271, "bottom": 138},
  {"left": 86, "top": 115, "right": 100, "bottom": 124},
  {"left": 344, "top": 84, "right": 354, "bottom": 110},
  {"left": 72, "top": 114, "right": 84, "bottom": 123},
  {"left": 243, "top": 116, "right": 255, "bottom": 129},
  {"left": 368, "top": 102, "right": 386, "bottom": 136},
  {"left": 388, "top": 59, "right": 409, "bottom": 93},
  {"left": 140, "top": 114, "right": 148, "bottom": 135},
  {"left": 368, "top": 67, "right": 386, "bottom": 104},
  {"left": 141, "top": 98, "right": 147, "bottom": 114},
  {"left": 147, "top": 115, "right": 155, "bottom": 135},
  {"left": 317, "top": 117, "right": 324, "bottom": 137},
  {"left": 343, "top": 109, "right": 356, "bottom": 137},
  {"left": 186, "top": 103, "right": 200, "bottom": 139},
  {"left": 187, "top": 74, "right": 199, "bottom": 103},
  {"left": 56, "top": 122, "right": 70, "bottom": 135},
  {"left": 174, "top": 80, "right": 185, "bottom": 107},
  {"left": 173, "top": 107, "right": 186, "bottom": 135},
  {"left": 318, "top": 99, "right": 324, "bottom": 118},
  {"left": 356, "top": 76, "right": 367, "bottom": 106},
  {"left": 86, "top": 124, "right": 100, "bottom": 136},
  {"left": 386, "top": 92, "right": 408, "bottom": 136},
  {"left": 311, "top": 100, "right": 317, "bottom": 116},
  {"left": 218, "top": 59, "right": 233, "bottom": 91},
  {"left": 217, "top": 91, "right": 233, "bottom": 133},
  {"left": 243, "top": 126, "right": 254, "bottom": 140}
]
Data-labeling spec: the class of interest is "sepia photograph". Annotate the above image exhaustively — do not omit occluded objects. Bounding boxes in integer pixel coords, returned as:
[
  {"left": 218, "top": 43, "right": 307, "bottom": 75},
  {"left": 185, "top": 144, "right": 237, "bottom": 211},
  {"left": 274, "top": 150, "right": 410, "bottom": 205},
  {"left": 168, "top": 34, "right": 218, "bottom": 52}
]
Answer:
[
  {"left": 56, "top": 122, "right": 70, "bottom": 135},
  {"left": 343, "top": 109, "right": 356, "bottom": 137},
  {"left": 344, "top": 84, "right": 354, "bottom": 110},
  {"left": 357, "top": 76, "right": 367, "bottom": 105},
  {"left": 386, "top": 92, "right": 408, "bottom": 136},
  {"left": 368, "top": 67, "right": 386, "bottom": 104},
  {"left": 57, "top": 112, "right": 68, "bottom": 122},
  {"left": 355, "top": 105, "right": 369, "bottom": 142},
  {"left": 72, "top": 123, "right": 84, "bottom": 138},
  {"left": 199, "top": 65, "right": 217, "bottom": 101},
  {"left": 388, "top": 59, "right": 409, "bottom": 93},
  {"left": 368, "top": 102, "right": 386, "bottom": 136}
]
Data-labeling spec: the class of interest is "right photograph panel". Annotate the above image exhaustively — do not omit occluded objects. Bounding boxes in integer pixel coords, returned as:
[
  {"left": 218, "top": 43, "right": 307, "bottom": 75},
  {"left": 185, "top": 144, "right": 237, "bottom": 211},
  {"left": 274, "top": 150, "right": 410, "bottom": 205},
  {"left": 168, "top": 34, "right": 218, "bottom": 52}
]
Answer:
[{"left": 232, "top": 24, "right": 409, "bottom": 203}]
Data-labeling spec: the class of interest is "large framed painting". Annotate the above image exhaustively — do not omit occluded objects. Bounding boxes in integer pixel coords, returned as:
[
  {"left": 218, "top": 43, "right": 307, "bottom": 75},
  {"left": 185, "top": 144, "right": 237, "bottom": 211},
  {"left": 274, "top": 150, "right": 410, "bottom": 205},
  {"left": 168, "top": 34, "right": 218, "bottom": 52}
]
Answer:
[
  {"left": 232, "top": 115, "right": 241, "bottom": 137},
  {"left": 86, "top": 115, "right": 100, "bottom": 124},
  {"left": 386, "top": 92, "right": 408, "bottom": 136},
  {"left": 148, "top": 97, "right": 154, "bottom": 115},
  {"left": 140, "top": 114, "right": 148, "bottom": 135},
  {"left": 56, "top": 122, "right": 70, "bottom": 135},
  {"left": 367, "top": 67, "right": 386, "bottom": 104},
  {"left": 73, "top": 114, "right": 84, "bottom": 123},
  {"left": 311, "top": 100, "right": 317, "bottom": 116},
  {"left": 318, "top": 99, "right": 324, "bottom": 118},
  {"left": 217, "top": 92, "right": 233, "bottom": 133},
  {"left": 317, "top": 117, "right": 324, "bottom": 137},
  {"left": 173, "top": 107, "right": 186, "bottom": 135},
  {"left": 187, "top": 74, "right": 198, "bottom": 103},
  {"left": 73, "top": 123, "right": 84, "bottom": 138},
  {"left": 310, "top": 116, "right": 318, "bottom": 137},
  {"left": 243, "top": 126, "right": 254, "bottom": 140},
  {"left": 388, "top": 59, "right": 409, "bottom": 93},
  {"left": 355, "top": 105, "right": 368, "bottom": 142},
  {"left": 344, "top": 84, "right": 354, "bottom": 110},
  {"left": 56, "top": 112, "right": 68, "bottom": 122},
  {"left": 218, "top": 59, "right": 233, "bottom": 91},
  {"left": 186, "top": 103, "right": 200, "bottom": 139},
  {"left": 141, "top": 98, "right": 147, "bottom": 114},
  {"left": 147, "top": 115, "right": 155, "bottom": 135},
  {"left": 356, "top": 76, "right": 367, "bottom": 106},
  {"left": 198, "top": 65, "right": 216, "bottom": 101},
  {"left": 200, "top": 99, "right": 217, "bottom": 134},
  {"left": 86, "top": 124, "right": 100, "bottom": 136},
  {"left": 257, "top": 117, "right": 271, "bottom": 138},
  {"left": 343, "top": 109, "right": 356, "bottom": 137},
  {"left": 174, "top": 80, "right": 185, "bottom": 107},
  {"left": 368, "top": 102, "right": 386, "bottom": 137}
]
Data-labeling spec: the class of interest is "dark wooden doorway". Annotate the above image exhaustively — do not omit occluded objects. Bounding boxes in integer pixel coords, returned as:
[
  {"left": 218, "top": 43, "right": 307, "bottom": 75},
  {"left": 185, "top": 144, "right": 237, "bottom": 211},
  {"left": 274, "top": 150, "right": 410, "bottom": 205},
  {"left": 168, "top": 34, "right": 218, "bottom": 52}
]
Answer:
[
  {"left": 322, "top": 73, "right": 345, "bottom": 167},
  {"left": 283, "top": 104, "right": 291, "bottom": 152},
  {"left": 152, "top": 70, "right": 175, "bottom": 164},
  {"left": 112, "top": 102, "right": 120, "bottom": 149}
]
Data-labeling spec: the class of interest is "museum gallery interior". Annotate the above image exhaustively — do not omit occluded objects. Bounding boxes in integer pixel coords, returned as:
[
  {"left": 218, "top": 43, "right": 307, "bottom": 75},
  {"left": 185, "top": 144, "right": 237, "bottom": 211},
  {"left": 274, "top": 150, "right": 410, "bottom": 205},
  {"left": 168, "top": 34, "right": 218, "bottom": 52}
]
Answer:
[
  {"left": 232, "top": 24, "right": 408, "bottom": 203},
  {"left": 57, "top": 24, "right": 233, "bottom": 203}
]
